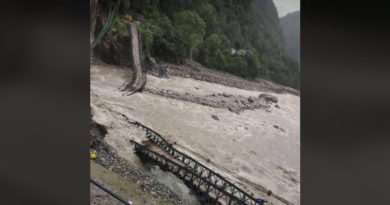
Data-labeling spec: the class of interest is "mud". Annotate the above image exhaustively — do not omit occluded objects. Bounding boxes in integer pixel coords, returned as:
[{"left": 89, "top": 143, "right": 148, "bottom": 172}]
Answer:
[
  {"left": 91, "top": 161, "right": 185, "bottom": 205},
  {"left": 90, "top": 181, "right": 123, "bottom": 205},
  {"left": 90, "top": 119, "right": 183, "bottom": 204}
]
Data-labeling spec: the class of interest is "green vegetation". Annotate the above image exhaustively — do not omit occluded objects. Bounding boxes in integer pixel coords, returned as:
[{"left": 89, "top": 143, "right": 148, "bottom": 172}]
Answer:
[
  {"left": 111, "top": 15, "right": 126, "bottom": 38},
  {"left": 174, "top": 11, "right": 206, "bottom": 62},
  {"left": 132, "top": 0, "right": 299, "bottom": 89},
  {"left": 280, "top": 11, "right": 300, "bottom": 63}
]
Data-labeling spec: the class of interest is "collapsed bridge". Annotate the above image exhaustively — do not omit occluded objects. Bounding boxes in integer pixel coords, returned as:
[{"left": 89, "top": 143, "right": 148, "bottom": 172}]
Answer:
[
  {"left": 130, "top": 122, "right": 267, "bottom": 205},
  {"left": 121, "top": 22, "right": 147, "bottom": 93}
]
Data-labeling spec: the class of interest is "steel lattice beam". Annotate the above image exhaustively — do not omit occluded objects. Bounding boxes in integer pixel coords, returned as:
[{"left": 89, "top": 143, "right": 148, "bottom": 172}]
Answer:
[
  {"left": 131, "top": 123, "right": 264, "bottom": 205},
  {"left": 131, "top": 139, "right": 264, "bottom": 205}
]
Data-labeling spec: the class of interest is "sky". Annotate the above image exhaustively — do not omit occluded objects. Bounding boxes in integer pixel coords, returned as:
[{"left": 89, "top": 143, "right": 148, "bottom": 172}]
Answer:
[{"left": 273, "top": 0, "right": 300, "bottom": 17}]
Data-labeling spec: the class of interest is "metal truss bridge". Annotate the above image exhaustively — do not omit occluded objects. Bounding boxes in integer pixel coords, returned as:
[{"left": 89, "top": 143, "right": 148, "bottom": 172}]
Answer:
[{"left": 130, "top": 122, "right": 266, "bottom": 205}]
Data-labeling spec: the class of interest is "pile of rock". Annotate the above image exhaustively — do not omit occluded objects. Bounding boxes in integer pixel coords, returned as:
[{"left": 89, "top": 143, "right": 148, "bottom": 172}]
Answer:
[
  {"left": 164, "top": 62, "right": 300, "bottom": 96},
  {"left": 90, "top": 120, "right": 183, "bottom": 203},
  {"left": 146, "top": 88, "right": 279, "bottom": 114},
  {"left": 259, "top": 93, "right": 278, "bottom": 103}
]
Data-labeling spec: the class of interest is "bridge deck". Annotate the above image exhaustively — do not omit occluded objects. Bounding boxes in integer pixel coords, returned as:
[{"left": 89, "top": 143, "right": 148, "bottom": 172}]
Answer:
[{"left": 130, "top": 122, "right": 265, "bottom": 205}]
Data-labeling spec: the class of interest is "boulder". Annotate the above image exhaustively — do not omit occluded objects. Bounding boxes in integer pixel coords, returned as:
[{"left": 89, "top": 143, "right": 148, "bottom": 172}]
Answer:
[{"left": 259, "top": 93, "right": 278, "bottom": 103}]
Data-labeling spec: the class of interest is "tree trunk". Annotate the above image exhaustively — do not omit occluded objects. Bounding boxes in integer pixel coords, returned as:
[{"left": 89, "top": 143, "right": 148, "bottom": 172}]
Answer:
[
  {"left": 189, "top": 47, "right": 193, "bottom": 65},
  {"left": 90, "top": 0, "right": 98, "bottom": 46}
]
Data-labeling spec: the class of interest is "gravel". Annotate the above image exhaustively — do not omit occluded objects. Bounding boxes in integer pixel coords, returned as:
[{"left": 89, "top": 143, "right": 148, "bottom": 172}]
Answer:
[
  {"left": 158, "top": 62, "right": 300, "bottom": 96},
  {"left": 145, "top": 88, "right": 278, "bottom": 114},
  {"left": 90, "top": 120, "right": 183, "bottom": 204}
]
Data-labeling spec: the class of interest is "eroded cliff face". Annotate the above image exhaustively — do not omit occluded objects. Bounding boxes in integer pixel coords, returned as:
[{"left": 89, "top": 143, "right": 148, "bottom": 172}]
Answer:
[
  {"left": 92, "top": 4, "right": 133, "bottom": 67},
  {"left": 93, "top": 26, "right": 132, "bottom": 67},
  {"left": 90, "top": 62, "right": 300, "bottom": 205}
]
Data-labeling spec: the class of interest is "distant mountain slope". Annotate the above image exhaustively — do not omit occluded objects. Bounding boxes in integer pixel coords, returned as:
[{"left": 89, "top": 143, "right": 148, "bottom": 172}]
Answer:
[
  {"left": 280, "top": 11, "right": 300, "bottom": 63},
  {"left": 132, "top": 0, "right": 300, "bottom": 89}
]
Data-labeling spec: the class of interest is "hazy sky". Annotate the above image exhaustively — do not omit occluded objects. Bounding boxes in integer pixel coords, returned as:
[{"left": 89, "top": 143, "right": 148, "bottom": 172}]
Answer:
[{"left": 273, "top": 0, "right": 300, "bottom": 17}]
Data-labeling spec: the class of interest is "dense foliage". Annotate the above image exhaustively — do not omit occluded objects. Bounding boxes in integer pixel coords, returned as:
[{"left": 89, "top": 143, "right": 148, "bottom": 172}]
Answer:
[
  {"left": 129, "top": 0, "right": 299, "bottom": 89},
  {"left": 280, "top": 11, "right": 300, "bottom": 63}
]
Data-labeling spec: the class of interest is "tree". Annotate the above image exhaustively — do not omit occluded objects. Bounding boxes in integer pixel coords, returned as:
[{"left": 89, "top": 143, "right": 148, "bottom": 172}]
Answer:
[
  {"left": 194, "top": 2, "right": 215, "bottom": 18},
  {"left": 173, "top": 11, "right": 206, "bottom": 63},
  {"left": 134, "top": 0, "right": 300, "bottom": 89},
  {"left": 139, "top": 22, "right": 155, "bottom": 56},
  {"left": 228, "top": 56, "right": 248, "bottom": 77},
  {"left": 201, "top": 33, "right": 230, "bottom": 70}
]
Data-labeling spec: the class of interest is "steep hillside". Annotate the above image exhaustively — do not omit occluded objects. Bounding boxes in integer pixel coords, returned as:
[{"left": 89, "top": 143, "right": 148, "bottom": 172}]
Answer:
[
  {"left": 131, "top": 0, "right": 299, "bottom": 89},
  {"left": 280, "top": 11, "right": 300, "bottom": 63}
]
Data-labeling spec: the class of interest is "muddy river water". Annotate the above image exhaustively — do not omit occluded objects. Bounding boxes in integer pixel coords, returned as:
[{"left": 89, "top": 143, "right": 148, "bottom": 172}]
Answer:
[{"left": 91, "top": 63, "right": 300, "bottom": 205}]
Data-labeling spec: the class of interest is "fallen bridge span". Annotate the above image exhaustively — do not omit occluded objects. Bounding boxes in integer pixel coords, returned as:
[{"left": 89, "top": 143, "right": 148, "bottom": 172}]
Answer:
[
  {"left": 129, "top": 121, "right": 267, "bottom": 205},
  {"left": 125, "top": 118, "right": 291, "bottom": 205},
  {"left": 120, "top": 21, "right": 147, "bottom": 93},
  {"left": 131, "top": 140, "right": 266, "bottom": 205}
]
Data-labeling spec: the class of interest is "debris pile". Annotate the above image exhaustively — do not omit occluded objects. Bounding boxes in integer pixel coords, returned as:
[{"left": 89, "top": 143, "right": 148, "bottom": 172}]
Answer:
[
  {"left": 146, "top": 88, "right": 279, "bottom": 114},
  {"left": 90, "top": 120, "right": 183, "bottom": 203}
]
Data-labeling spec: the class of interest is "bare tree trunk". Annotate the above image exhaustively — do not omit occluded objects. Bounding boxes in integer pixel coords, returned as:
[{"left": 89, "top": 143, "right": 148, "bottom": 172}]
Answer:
[
  {"left": 189, "top": 47, "right": 193, "bottom": 65},
  {"left": 90, "top": 0, "right": 98, "bottom": 46}
]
